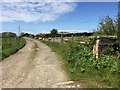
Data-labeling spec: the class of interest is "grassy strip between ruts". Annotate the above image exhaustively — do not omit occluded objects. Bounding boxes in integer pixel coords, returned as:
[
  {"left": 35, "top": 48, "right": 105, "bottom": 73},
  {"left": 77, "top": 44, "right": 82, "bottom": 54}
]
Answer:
[
  {"left": 29, "top": 43, "right": 39, "bottom": 60},
  {"left": 1, "top": 37, "right": 26, "bottom": 60},
  {"left": 41, "top": 40, "right": 119, "bottom": 88}
]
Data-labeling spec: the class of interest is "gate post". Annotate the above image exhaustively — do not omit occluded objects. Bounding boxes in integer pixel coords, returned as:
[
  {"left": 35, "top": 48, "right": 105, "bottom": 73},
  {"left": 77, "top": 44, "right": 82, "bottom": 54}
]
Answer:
[{"left": 95, "top": 39, "right": 101, "bottom": 59}]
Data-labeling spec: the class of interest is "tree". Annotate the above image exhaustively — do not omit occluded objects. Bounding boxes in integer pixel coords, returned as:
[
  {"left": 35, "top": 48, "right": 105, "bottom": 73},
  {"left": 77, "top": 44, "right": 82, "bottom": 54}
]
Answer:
[
  {"left": 50, "top": 29, "right": 58, "bottom": 42},
  {"left": 50, "top": 29, "right": 58, "bottom": 37},
  {"left": 96, "top": 16, "right": 117, "bottom": 35},
  {"left": 118, "top": 2, "right": 120, "bottom": 39}
]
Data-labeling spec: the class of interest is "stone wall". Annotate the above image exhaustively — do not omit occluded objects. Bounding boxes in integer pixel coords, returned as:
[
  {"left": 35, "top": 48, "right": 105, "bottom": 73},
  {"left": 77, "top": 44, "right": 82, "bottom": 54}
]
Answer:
[{"left": 93, "top": 37, "right": 116, "bottom": 59}]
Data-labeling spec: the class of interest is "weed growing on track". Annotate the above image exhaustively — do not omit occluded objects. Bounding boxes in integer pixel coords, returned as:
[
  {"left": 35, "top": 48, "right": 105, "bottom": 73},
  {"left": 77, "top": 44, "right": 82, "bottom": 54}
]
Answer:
[
  {"left": 42, "top": 40, "right": 119, "bottom": 88},
  {"left": 30, "top": 43, "right": 39, "bottom": 59}
]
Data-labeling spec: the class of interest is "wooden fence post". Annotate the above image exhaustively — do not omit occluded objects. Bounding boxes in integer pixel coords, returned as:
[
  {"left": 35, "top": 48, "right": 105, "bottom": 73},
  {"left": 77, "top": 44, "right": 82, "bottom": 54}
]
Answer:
[
  {"left": 71, "top": 33, "right": 74, "bottom": 42},
  {"left": 95, "top": 39, "right": 100, "bottom": 59},
  {"left": 93, "top": 38, "right": 101, "bottom": 59},
  {"left": 61, "top": 32, "right": 63, "bottom": 43}
]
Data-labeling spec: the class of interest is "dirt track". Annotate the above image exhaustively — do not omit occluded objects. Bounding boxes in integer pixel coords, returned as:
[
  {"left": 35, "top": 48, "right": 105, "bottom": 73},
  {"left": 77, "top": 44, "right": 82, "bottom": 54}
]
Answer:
[{"left": 1, "top": 38, "right": 83, "bottom": 88}]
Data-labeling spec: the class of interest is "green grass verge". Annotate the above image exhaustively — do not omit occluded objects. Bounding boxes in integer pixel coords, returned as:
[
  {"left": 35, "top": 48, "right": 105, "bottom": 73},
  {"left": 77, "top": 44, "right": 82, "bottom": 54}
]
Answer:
[
  {"left": 42, "top": 40, "right": 119, "bottom": 88},
  {"left": 1, "top": 37, "right": 26, "bottom": 60}
]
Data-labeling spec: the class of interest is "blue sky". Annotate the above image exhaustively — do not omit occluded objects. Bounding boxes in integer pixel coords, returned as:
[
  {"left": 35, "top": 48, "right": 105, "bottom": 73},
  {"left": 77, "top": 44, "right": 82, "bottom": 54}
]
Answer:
[{"left": 1, "top": 2, "right": 118, "bottom": 34}]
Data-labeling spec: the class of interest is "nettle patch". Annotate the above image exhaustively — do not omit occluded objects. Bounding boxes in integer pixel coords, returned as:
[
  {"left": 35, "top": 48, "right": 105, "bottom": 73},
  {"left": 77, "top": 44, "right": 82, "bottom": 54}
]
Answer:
[{"left": 67, "top": 42, "right": 119, "bottom": 87}]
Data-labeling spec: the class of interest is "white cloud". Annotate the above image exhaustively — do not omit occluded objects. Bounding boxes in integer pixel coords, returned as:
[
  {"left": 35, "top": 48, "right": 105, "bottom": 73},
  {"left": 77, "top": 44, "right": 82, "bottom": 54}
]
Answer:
[
  {"left": 1, "top": 0, "right": 77, "bottom": 2},
  {"left": 0, "top": 1, "right": 77, "bottom": 22},
  {"left": 1, "top": 0, "right": 119, "bottom": 2},
  {"left": 21, "top": 30, "right": 34, "bottom": 34},
  {"left": 58, "top": 29, "right": 90, "bottom": 33}
]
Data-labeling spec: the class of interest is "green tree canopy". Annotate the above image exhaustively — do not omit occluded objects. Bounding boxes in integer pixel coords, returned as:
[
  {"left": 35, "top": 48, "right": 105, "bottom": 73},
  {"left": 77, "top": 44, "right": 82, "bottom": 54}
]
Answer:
[
  {"left": 118, "top": 6, "right": 120, "bottom": 39},
  {"left": 96, "top": 16, "right": 117, "bottom": 35},
  {"left": 50, "top": 29, "right": 58, "bottom": 37}
]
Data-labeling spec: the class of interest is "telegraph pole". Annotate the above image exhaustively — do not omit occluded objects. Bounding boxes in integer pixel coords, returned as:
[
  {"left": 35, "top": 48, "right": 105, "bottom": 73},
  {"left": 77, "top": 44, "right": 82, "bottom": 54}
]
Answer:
[
  {"left": 17, "top": 25, "right": 21, "bottom": 45},
  {"left": 18, "top": 25, "right": 21, "bottom": 36}
]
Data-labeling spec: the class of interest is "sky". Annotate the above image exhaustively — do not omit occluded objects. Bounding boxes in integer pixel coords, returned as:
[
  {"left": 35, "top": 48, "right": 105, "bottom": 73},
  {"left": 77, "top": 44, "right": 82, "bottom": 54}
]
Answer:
[{"left": 0, "top": 1, "right": 118, "bottom": 34}]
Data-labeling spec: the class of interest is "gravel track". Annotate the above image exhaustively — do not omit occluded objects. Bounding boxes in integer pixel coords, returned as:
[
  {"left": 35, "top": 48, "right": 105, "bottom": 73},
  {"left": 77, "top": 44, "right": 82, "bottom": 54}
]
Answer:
[{"left": 1, "top": 38, "right": 83, "bottom": 88}]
